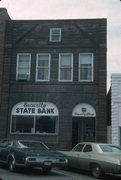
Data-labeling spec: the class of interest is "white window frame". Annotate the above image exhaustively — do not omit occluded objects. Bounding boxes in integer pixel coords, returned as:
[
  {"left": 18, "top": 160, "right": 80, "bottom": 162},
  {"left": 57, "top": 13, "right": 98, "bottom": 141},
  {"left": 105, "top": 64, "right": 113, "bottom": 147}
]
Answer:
[
  {"left": 10, "top": 115, "right": 59, "bottom": 135},
  {"left": 36, "top": 53, "right": 50, "bottom": 82},
  {"left": 50, "top": 28, "right": 61, "bottom": 42},
  {"left": 16, "top": 53, "right": 31, "bottom": 80},
  {"left": 59, "top": 53, "right": 73, "bottom": 82},
  {"left": 79, "top": 53, "right": 94, "bottom": 82}
]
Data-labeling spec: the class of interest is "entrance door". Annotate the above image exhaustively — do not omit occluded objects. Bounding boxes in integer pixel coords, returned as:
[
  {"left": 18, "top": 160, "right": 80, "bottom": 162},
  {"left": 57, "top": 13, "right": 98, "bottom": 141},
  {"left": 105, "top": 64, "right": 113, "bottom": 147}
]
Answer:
[
  {"left": 83, "top": 117, "right": 95, "bottom": 142},
  {"left": 72, "top": 117, "right": 95, "bottom": 147}
]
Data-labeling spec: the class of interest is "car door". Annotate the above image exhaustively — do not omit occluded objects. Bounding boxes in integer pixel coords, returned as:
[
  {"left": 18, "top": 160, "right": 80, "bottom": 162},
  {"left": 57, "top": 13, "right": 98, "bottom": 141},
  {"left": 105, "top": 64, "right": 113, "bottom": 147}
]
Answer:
[
  {"left": 77, "top": 144, "right": 93, "bottom": 171},
  {"left": 69, "top": 143, "right": 85, "bottom": 168}
]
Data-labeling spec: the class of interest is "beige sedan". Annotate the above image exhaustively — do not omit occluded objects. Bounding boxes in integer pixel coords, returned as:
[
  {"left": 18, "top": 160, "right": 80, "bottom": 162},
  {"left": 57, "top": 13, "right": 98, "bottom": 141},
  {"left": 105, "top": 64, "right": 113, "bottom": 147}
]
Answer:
[{"left": 61, "top": 142, "right": 121, "bottom": 179}]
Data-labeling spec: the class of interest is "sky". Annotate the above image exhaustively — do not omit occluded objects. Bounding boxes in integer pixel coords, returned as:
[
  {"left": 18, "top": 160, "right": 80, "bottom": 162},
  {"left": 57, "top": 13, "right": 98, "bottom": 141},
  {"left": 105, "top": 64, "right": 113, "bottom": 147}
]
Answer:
[{"left": 0, "top": 0, "right": 121, "bottom": 91}]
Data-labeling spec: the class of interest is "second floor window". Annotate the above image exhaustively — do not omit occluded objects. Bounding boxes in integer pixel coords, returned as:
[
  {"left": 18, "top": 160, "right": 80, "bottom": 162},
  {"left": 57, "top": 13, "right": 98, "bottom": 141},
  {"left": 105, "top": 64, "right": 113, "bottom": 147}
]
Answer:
[
  {"left": 36, "top": 54, "right": 50, "bottom": 81},
  {"left": 59, "top": 54, "right": 73, "bottom": 81},
  {"left": 16, "top": 53, "right": 31, "bottom": 80},
  {"left": 50, "top": 28, "right": 61, "bottom": 42},
  {"left": 79, "top": 53, "right": 93, "bottom": 81}
]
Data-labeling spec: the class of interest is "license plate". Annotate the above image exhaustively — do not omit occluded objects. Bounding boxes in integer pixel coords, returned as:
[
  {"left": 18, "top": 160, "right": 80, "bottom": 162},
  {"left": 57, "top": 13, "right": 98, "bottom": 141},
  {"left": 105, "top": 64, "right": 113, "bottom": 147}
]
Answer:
[{"left": 44, "top": 161, "right": 52, "bottom": 166}]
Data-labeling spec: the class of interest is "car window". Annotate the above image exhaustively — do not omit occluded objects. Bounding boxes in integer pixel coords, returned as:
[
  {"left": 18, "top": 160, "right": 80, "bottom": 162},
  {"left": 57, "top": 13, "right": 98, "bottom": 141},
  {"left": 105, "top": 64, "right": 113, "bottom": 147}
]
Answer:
[
  {"left": 12, "top": 141, "right": 20, "bottom": 148},
  {"left": 19, "top": 141, "right": 48, "bottom": 150},
  {"left": 8, "top": 140, "right": 12, "bottom": 146},
  {"left": 72, "top": 144, "right": 85, "bottom": 152},
  {"left": 100, "top": 145, "right": 121, "bottom": 153},
  {"left": 83, "top": 145, "right": 92, "bottom": 152},
  {"left": 0, "top": 140, "right": 9, "bottom": 147}
]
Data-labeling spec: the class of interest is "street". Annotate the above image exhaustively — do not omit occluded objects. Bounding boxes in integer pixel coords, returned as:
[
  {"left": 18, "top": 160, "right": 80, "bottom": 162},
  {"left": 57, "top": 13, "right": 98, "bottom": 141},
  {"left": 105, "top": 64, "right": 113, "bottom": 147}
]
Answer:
[{"left": 0, "top": 166, "right": 121, "bottom": 180}]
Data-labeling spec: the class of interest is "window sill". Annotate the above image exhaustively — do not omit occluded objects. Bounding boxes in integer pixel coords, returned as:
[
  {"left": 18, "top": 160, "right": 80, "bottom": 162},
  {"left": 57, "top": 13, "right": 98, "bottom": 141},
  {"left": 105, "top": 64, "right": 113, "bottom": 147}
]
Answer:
[{"left": 10, "top": 132, "right": 58, "bottom": 136}]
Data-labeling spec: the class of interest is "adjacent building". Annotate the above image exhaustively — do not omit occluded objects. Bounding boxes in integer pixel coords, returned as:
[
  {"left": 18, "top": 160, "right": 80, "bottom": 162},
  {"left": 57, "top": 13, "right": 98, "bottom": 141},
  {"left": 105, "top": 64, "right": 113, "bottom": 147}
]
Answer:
[
  {"left": 0, "top": 8, "right": 107, "bottom": 150},
  {"left": 111, "top": 74, "right": 121, "bottom": 145}
]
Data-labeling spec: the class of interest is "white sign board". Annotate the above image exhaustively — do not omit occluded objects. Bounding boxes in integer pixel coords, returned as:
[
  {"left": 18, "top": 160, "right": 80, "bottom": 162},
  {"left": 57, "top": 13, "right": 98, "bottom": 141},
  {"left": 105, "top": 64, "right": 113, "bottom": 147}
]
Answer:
[
  {"left": 72, "top": 103, "right": 96, "bottom": 117},
  {"left": 12, "top": 102, "right": 59, "bottom": 116}
]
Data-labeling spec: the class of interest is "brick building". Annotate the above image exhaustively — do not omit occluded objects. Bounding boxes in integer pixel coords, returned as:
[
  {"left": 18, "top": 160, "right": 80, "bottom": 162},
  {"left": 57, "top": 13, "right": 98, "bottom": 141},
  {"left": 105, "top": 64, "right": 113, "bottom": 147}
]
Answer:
[
  {"left": 0, "top": 8, "right": 10, "bottom": 138},
  {"left": 0, "top": 8, "right": 107, "bottom": 150}
]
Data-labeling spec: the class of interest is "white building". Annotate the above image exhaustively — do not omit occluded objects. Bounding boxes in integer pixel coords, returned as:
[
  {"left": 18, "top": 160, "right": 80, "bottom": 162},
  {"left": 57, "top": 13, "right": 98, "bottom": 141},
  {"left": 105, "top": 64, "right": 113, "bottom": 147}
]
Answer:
[{"left": 111, "top": 74, "right": 121, "bottom": 145}]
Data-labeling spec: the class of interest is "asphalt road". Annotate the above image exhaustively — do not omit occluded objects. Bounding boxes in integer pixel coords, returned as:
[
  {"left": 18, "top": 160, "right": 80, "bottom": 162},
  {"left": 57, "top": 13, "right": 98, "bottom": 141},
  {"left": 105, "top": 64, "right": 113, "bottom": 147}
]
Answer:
[{"left": 0, "top": 166, "right": 121, "bottom": 180}]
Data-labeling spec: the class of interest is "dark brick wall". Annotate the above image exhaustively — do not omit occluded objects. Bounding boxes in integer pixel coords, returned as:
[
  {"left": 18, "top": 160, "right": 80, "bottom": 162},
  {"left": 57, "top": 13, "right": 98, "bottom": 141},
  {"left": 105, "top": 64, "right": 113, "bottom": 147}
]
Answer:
[
  {"left": 0, "top": 8, "right": 10, "bottom": 138},
  {"left": 1, "top": 18, "right": 107, "bottom": 150}
]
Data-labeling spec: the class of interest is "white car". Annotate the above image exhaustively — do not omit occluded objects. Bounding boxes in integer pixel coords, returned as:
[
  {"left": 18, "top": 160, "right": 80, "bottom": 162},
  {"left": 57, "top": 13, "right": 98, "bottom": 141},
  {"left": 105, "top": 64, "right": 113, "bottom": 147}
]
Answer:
[{"left": 61, "top": 142, "right": 121, "bottom": 179}]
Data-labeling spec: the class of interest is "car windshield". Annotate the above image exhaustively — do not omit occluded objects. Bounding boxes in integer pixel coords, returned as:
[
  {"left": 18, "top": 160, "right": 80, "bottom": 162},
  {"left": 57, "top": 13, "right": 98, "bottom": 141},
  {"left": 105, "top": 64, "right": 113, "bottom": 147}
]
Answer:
[
  {"left": 100, "top": 144, "right": 121, "bottom": 153},
  {"left": 19, "top": 141, "right": 48, "bottom": 150}
]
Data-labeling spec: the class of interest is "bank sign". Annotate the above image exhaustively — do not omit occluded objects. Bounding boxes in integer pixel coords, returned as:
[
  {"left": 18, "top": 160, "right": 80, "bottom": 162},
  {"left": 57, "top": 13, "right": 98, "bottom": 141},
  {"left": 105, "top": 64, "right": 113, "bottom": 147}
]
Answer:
[
  {"left": 72, "top": 103, "right": 96, "bottom": 117},
  {"left": 12, "top": 102, "right": 58, "bottom": 116}
]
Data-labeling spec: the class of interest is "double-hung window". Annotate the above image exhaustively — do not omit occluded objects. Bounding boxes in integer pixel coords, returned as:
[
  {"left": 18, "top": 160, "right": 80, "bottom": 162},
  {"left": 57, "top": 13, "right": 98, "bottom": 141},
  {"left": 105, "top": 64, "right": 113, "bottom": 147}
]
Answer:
[
  {"left": 16, "top": 53, "right": 31, "bottom": 80},
  {"left": 50, "top": 28, "right": 61, "bottom": 42},
  {"left": 59, "top": 53, "right": 73, "bottom": 81},
  {"left": 79, "top": 53, "right": 93, "bottom": 81},
  {"left": 36, "top": 54, "right": 50, "bottom": 81}
]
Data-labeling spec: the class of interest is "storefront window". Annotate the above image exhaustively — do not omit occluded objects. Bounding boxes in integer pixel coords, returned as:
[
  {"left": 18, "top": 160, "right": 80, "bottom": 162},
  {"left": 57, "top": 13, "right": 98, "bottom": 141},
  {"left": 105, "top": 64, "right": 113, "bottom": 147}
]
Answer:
[
  {"left": 11, "top": 115, "right": 58, "bottom": 134},
  {"left": 11, "top": 102, "right": 59, "bottom": 135},
  {"left": 35, "top": 116, "right": 58, "bottom": 134},
  {"left": 11, "top": 116, "right": 34, "bottom": 133}
]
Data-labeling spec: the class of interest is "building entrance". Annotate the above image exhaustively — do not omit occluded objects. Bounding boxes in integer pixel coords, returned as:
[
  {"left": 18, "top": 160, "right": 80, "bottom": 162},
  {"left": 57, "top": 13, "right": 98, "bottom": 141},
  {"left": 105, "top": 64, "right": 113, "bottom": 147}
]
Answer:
[
  {"left": 72, "top": 103, "right": 96, "bottom": 148},
  {"left": 72, "top": 117, "right": 95, "bottom": 147}
]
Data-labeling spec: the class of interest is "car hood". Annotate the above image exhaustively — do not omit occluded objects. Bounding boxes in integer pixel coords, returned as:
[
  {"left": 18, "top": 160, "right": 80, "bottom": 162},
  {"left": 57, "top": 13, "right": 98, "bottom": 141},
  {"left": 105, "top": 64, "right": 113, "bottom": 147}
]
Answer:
[{"left": 19, "top": 148, "right": 66, "bottom": 157}]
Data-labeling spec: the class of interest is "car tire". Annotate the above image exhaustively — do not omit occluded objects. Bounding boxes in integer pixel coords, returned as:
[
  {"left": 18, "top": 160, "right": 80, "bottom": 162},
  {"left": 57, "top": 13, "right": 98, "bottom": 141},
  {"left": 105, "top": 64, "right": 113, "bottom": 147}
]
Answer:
[
  {"left": 42, "top": 167, "right": 52, "bottom": 173},
  {"left": 8, "top": 157, "right": 16, "bottom": 172},
  {"left": 91, "top": 164, "right": 103, "bottom": 179}
]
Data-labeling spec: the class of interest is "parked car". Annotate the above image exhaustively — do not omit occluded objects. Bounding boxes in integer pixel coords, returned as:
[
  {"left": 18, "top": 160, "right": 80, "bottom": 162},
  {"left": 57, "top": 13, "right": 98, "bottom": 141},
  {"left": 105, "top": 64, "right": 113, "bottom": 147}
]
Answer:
[
  {"left": 0, "top": 139, "right": 68, "bottom": 172},
  {"left": 60, "top": 142, "right": 121, "bottom": 179}
]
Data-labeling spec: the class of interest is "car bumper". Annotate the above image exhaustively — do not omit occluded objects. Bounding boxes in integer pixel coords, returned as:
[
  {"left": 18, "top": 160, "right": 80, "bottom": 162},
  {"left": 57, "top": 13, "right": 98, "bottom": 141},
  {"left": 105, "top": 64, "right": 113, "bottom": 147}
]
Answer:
[{"left": 25, "top": 156, "right": 68, "bottom": 168}]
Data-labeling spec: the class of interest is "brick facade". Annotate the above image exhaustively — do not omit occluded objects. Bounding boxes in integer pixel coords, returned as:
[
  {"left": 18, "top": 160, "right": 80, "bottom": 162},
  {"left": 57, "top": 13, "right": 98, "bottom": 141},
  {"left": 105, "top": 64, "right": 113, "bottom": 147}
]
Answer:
[
  {"left": 0, "top": 8, "right": 10, "bottom": 138},
  {"left": 0, "top": 9, "right": 107, "bottom": 150}
]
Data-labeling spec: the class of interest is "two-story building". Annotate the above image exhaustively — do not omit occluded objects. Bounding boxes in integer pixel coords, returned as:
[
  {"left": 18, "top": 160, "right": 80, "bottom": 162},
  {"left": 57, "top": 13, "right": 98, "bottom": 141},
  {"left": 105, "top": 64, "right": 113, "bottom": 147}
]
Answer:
[{"left": 0, "top": 8, "right": 107, "bottom": 150}]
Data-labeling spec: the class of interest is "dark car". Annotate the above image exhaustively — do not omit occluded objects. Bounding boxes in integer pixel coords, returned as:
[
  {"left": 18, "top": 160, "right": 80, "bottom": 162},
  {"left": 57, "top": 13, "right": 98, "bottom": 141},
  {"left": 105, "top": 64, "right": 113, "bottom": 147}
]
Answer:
[{"left": 0, "top": 139, "right": 68, "bottom": 172}]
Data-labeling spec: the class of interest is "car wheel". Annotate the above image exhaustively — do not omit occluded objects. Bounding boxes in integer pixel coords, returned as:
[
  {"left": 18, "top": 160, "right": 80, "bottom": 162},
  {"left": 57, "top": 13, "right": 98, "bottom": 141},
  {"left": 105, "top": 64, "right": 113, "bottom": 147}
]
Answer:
[
  {"left": 91, "top": 164, "right": 103, "bottom": 179},
  {"left": 42, "top": 167, "right": 52, "bottom": 173},
  {"left": 8, "top": 157, "right": 16, "bottom": 172}
]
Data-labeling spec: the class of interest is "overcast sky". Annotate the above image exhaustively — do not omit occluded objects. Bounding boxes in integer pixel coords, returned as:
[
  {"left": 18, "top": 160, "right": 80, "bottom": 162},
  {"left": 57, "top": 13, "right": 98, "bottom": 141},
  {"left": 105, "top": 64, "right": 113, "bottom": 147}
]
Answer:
[{"left": 0, "top": 0, "right": 121, "bottom": 91}]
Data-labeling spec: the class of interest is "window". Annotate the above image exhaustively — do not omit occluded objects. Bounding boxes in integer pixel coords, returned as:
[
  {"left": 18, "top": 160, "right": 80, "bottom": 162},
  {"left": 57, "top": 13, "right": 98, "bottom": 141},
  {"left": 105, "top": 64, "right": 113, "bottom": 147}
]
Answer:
[
  {"left": 11, "top": 116, "right": 58, "bottom": 134},
  {"left": 36, "top": 54, "right": 50, "bottom": 81},
  {"left": 59, "top": 54, "right": 73, "bottom": 81},
  {"left": 100, "top": 145, "right": 121, "bottom": 153},
  {"left": 10, "top": 102, "right": 59, "bottom": 135},
  {"left": 83, "top": 144, "right": 92, "bottom": 152},
  {"left": 0, "top": 140, "right": 9, "bottom": 147},
  {"left": 79, "top": 53, "right": 93, "bottom": 81},
  {"left": 72, "top": 144, "right": 85, "bottom": 152},
  {"left": 35, "top": 116, "right": 58, "bottom": 134},
  {"left": 11, "top": 116, "right": 34, "bottom": 133},
  {"left": 16, "top": 53, "right": 31, "bottom": 80},
  {"left": 50, "top": 28, "right": 61, "bottom": 42}
]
